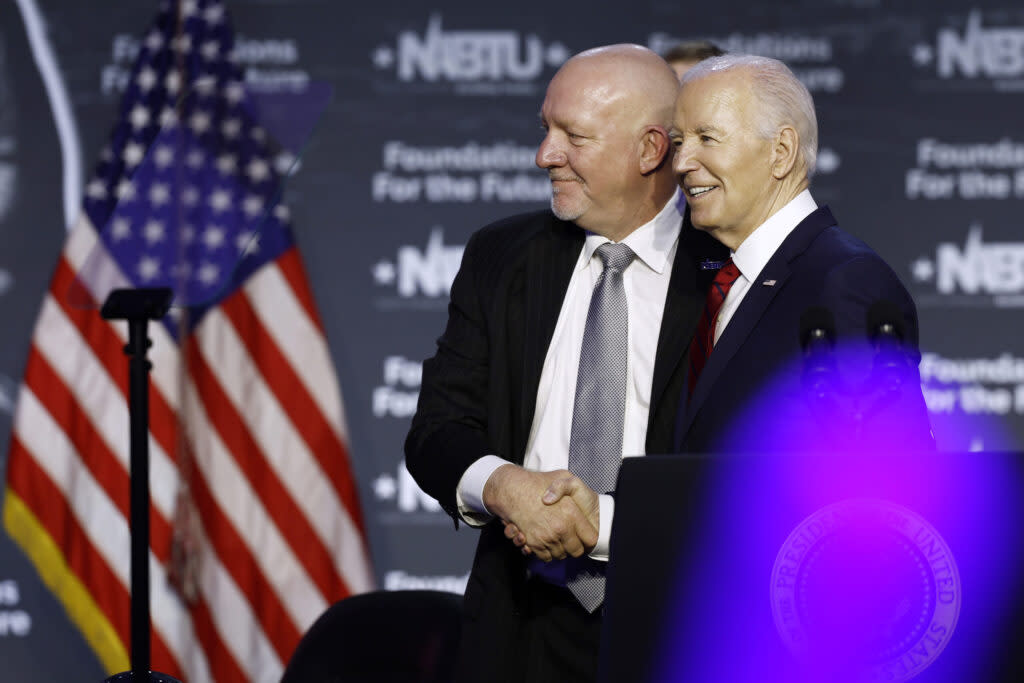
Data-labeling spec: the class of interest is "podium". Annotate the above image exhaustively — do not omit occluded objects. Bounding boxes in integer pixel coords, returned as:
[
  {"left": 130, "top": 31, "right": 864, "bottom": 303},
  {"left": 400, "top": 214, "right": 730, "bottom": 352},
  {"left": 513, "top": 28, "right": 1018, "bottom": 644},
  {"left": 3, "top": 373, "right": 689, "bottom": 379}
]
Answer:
[{"left": 599, "top": 451, "right": 1024, "bottom": 683}]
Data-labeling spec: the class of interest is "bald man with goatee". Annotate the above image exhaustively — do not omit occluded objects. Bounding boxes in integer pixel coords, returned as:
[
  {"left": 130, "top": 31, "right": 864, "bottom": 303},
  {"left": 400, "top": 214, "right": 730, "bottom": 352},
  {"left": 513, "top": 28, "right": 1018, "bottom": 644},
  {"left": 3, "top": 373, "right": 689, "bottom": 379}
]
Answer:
[{"left": 405, "top": 44, "right": 726, "bottom": 682}]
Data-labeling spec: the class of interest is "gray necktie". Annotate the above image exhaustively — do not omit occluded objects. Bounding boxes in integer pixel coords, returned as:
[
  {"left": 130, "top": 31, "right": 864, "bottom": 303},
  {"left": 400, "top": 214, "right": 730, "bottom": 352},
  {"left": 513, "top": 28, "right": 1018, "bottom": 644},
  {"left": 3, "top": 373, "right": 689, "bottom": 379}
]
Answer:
[{"left": 566, "top": 242, "right": 635, "bottom": 613}]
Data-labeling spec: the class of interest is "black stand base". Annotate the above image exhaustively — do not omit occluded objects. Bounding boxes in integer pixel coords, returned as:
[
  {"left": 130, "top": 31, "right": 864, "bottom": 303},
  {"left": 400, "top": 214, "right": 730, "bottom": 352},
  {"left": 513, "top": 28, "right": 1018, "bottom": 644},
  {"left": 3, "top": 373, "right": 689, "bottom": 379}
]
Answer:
[{"left": 104, "top": 672, "right": 182, "bottom": 683}]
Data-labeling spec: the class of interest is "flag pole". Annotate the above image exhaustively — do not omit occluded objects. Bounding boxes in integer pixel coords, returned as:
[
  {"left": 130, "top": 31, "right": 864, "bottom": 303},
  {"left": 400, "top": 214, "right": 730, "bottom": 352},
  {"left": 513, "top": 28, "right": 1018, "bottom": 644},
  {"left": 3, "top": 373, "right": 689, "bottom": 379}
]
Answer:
[{"left": 100, "top": 287, "right": 181, "bottom": 683}]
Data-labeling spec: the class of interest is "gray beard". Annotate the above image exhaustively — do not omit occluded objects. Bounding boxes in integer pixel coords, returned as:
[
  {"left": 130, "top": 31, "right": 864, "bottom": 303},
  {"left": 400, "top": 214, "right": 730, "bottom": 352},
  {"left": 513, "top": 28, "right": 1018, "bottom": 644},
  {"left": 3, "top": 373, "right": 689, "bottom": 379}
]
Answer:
[{"left": 550, "top": 196, "right": 584, "bottom": 222}]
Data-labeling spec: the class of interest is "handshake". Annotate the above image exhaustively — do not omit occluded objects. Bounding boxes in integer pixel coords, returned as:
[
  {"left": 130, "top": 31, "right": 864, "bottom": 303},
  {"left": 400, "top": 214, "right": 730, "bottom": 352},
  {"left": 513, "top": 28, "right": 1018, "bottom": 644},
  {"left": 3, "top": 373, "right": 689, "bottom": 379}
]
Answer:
[{"left": 483, "top": 464, "right": 601, "bottom": 563}]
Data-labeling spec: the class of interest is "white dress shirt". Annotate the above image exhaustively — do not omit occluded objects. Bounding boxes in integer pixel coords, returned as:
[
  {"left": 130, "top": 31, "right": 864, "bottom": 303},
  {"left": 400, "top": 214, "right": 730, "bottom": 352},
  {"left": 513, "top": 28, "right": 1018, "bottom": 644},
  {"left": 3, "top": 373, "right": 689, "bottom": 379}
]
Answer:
[
  {"left": 455, "top": 196, "right": 683, "bottom": 560},
  {"left": 713, "top": 190, "right": 818, "bottom": 344}
]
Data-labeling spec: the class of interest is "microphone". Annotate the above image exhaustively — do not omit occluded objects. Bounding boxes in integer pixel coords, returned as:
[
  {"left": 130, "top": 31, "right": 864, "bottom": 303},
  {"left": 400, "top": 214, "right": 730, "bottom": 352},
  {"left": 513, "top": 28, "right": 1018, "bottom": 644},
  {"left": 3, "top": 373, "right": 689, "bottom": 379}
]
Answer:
[
  {"left": 799, "top": 306, "right": 838, "bottom": 401},
  {"left": 800, "top": 306, "right": 836, "bottom": 353},
  {"left": 867, "top": 300, "right": 906, "bottom": 346},
  {"left": 866, "top": 300, "right": 910, "bottom": 393}
]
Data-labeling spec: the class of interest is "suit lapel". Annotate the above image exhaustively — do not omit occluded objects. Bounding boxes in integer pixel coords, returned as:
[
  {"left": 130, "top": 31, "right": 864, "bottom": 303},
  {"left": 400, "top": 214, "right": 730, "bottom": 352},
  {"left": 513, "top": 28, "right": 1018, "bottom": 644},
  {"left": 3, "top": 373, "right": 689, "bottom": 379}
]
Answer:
[
  {"left": 677, "top": 206, "right": 838, "bottom": 442},
  {"left": 649, "top": 222, "right": 727, "bottom": 441},
  {"left": 518, "top": 217, "right": 583, "bottom": 445}
]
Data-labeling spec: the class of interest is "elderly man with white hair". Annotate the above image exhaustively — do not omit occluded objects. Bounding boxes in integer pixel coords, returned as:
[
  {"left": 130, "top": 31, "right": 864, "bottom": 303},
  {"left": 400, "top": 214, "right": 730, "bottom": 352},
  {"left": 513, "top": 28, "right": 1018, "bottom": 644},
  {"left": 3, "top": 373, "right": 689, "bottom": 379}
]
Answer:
[{"left": 670, "top": 54, "right": 934, "bottom": 453}]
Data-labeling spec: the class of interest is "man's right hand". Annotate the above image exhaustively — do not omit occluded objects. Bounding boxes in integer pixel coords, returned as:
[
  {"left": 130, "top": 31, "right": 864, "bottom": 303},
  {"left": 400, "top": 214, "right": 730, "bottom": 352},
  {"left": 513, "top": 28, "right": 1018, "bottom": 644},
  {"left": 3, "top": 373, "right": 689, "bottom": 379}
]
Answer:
[{"left": 483, "top": 464, "right": 598, "bottom": 562}]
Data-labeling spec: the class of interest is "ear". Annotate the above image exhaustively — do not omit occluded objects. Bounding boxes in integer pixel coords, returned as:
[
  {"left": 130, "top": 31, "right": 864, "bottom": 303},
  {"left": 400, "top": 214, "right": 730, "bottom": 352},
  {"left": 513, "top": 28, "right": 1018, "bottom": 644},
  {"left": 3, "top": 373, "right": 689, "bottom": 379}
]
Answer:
[
  {"left": 771, "top": 126, "right": 801, "bottom": 179},
  {"left": 638, "top": 125, "right": 670, "bottom": 175}
]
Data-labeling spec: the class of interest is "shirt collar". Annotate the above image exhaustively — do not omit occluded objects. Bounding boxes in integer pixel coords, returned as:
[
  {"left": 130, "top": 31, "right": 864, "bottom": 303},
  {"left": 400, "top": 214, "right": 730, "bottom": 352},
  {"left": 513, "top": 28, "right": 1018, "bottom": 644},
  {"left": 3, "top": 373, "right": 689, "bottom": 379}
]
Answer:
[
  {"left": 732, "top": 189, "right": 817, "bottom": 282},
  {"left": 581, "top": 195, "right": 681, "bottom": 273}
]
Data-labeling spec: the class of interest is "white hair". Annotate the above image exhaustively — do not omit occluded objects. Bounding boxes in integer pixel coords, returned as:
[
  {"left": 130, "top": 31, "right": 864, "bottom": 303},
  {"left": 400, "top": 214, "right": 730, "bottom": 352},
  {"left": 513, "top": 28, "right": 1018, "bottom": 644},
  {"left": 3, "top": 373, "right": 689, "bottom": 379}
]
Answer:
[{"left": 681, "top": 54, "right": 819, "bottom": 177}]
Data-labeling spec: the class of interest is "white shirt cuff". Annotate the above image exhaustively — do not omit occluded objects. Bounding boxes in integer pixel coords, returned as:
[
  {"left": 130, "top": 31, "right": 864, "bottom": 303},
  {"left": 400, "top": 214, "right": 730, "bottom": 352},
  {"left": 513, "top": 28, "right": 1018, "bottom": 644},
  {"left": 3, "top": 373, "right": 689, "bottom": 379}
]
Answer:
[
  {"left": 455, "top": 455, "right": 509, "bottom": 527},
  {"left": 589, "top": 493, "right": 614, "bottom": 561}
]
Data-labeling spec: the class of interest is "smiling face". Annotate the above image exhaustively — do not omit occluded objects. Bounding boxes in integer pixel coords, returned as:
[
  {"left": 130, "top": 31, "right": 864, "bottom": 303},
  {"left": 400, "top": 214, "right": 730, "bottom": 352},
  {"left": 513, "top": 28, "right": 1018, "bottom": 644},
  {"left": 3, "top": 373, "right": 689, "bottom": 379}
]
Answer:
[
  {"left": 671, "top": 69, "right": 783, "bottom": 249},
  {"left": 535, "top": 60, "right": 646, "bottom": 239}
]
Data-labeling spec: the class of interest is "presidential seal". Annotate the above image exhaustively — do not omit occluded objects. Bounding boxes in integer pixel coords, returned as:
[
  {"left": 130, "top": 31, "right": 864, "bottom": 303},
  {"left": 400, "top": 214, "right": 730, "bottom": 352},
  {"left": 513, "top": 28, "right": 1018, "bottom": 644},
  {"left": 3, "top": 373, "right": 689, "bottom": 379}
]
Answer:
[{"left": 770, "top": 499, "right": 960, "bottom": 681}]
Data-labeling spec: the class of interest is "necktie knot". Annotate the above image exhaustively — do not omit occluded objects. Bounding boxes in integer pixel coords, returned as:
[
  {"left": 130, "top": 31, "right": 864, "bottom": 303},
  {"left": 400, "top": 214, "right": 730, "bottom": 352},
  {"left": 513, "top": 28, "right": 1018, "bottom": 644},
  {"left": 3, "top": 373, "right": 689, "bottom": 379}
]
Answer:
[
  {"left": 596, "top": 242, "right": 636, "bottom": 274},
  {"left": 713, "top": 258, "right": 741, "bottom": 291}
]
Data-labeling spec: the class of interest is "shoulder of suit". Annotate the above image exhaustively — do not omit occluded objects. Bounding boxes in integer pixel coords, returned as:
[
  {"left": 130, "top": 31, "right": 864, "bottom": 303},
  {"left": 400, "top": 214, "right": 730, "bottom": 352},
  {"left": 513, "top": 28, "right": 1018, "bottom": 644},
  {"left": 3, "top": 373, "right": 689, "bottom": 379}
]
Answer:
[
  {"left": 811, "top": 223, "right": 885, "bottom": 264},
  {"left": 804, "top": 224, "right": 913, "bottom": 295},
  {"left": 454, "top": 210, "right": 567, "bottom": 283},
  {"left": 468, "top": 209, "right": 578, "bottom": 252},
  {"left": 475, "top": 209, "right": 563, "bottom": 237}
]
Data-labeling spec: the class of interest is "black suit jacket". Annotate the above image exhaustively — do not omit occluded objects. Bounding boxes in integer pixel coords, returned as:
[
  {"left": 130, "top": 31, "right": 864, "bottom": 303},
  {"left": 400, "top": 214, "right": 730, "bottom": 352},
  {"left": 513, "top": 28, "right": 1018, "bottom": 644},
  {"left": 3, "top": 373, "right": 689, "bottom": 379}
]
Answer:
[
  {"left": 675, "top": 206, "right": 934, "bottom": 454},
  {"left": 405, "top": 209, "right": 725, "bottom": 681}
]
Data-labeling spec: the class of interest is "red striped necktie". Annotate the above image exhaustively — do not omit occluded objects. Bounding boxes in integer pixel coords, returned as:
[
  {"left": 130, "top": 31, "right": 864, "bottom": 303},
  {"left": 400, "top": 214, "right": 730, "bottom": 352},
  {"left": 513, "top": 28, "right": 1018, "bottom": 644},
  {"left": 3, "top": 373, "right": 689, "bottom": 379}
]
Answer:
[{"left": 688, "top": 259, "right": 742, "bottom": 398}]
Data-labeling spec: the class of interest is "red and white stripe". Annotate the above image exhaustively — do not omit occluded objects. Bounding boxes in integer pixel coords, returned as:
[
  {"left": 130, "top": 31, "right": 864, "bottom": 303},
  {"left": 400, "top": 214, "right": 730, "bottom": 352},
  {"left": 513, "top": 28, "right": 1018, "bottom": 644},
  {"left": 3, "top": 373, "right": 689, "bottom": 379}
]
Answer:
[{"left": 6, "top": 214, "right": 375, "bottom": 682}]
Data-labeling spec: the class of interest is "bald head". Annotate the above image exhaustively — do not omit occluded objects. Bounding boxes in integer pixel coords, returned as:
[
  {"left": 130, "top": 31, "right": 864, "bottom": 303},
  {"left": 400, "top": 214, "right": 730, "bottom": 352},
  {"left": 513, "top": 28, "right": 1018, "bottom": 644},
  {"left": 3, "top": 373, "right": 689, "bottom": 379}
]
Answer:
[
  {"left": 555, "top": 44, "right": 681, "bottom": 131},
  {"left": 536, "top": 44, "right": 681, "bottom": 240}
]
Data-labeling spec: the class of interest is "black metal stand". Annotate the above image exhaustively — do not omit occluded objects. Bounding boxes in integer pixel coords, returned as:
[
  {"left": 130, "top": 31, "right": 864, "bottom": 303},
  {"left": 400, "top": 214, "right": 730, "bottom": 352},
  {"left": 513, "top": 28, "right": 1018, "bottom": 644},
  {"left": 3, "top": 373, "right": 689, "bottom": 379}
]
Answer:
[{"left": 100, "top": 288, "right": 182, "bottom": 683}]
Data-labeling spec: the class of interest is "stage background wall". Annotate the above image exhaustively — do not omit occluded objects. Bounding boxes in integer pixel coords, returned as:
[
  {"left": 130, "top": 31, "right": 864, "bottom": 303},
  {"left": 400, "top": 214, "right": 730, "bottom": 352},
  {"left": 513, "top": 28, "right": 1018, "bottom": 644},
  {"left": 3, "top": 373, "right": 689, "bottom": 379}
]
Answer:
[{"left": 2, "top": 0, "right": 1022, "bottom": 678}]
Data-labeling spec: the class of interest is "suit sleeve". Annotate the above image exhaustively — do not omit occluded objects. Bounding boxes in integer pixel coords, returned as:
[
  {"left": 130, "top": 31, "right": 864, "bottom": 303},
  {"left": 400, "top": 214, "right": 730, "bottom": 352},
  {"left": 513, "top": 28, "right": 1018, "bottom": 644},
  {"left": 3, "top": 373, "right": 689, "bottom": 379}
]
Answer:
[{"left": 405, "top": 230, "right": 497, "bottom": 521}]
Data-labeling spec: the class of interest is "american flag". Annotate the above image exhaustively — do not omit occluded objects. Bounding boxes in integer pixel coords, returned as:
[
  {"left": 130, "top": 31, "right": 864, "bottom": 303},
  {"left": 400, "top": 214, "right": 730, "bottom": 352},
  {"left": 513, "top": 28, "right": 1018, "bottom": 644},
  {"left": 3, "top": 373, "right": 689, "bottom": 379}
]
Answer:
[{"left": 2, "top": 1, "right": 374, "bottom": 681}]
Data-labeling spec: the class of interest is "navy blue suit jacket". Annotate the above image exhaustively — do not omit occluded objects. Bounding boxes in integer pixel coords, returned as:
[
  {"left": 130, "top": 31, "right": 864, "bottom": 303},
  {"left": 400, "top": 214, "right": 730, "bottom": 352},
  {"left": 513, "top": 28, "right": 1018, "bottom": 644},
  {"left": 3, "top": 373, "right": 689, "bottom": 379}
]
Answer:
[{"left": 675, "top": 206, "right": 933, "bottom": 454}]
